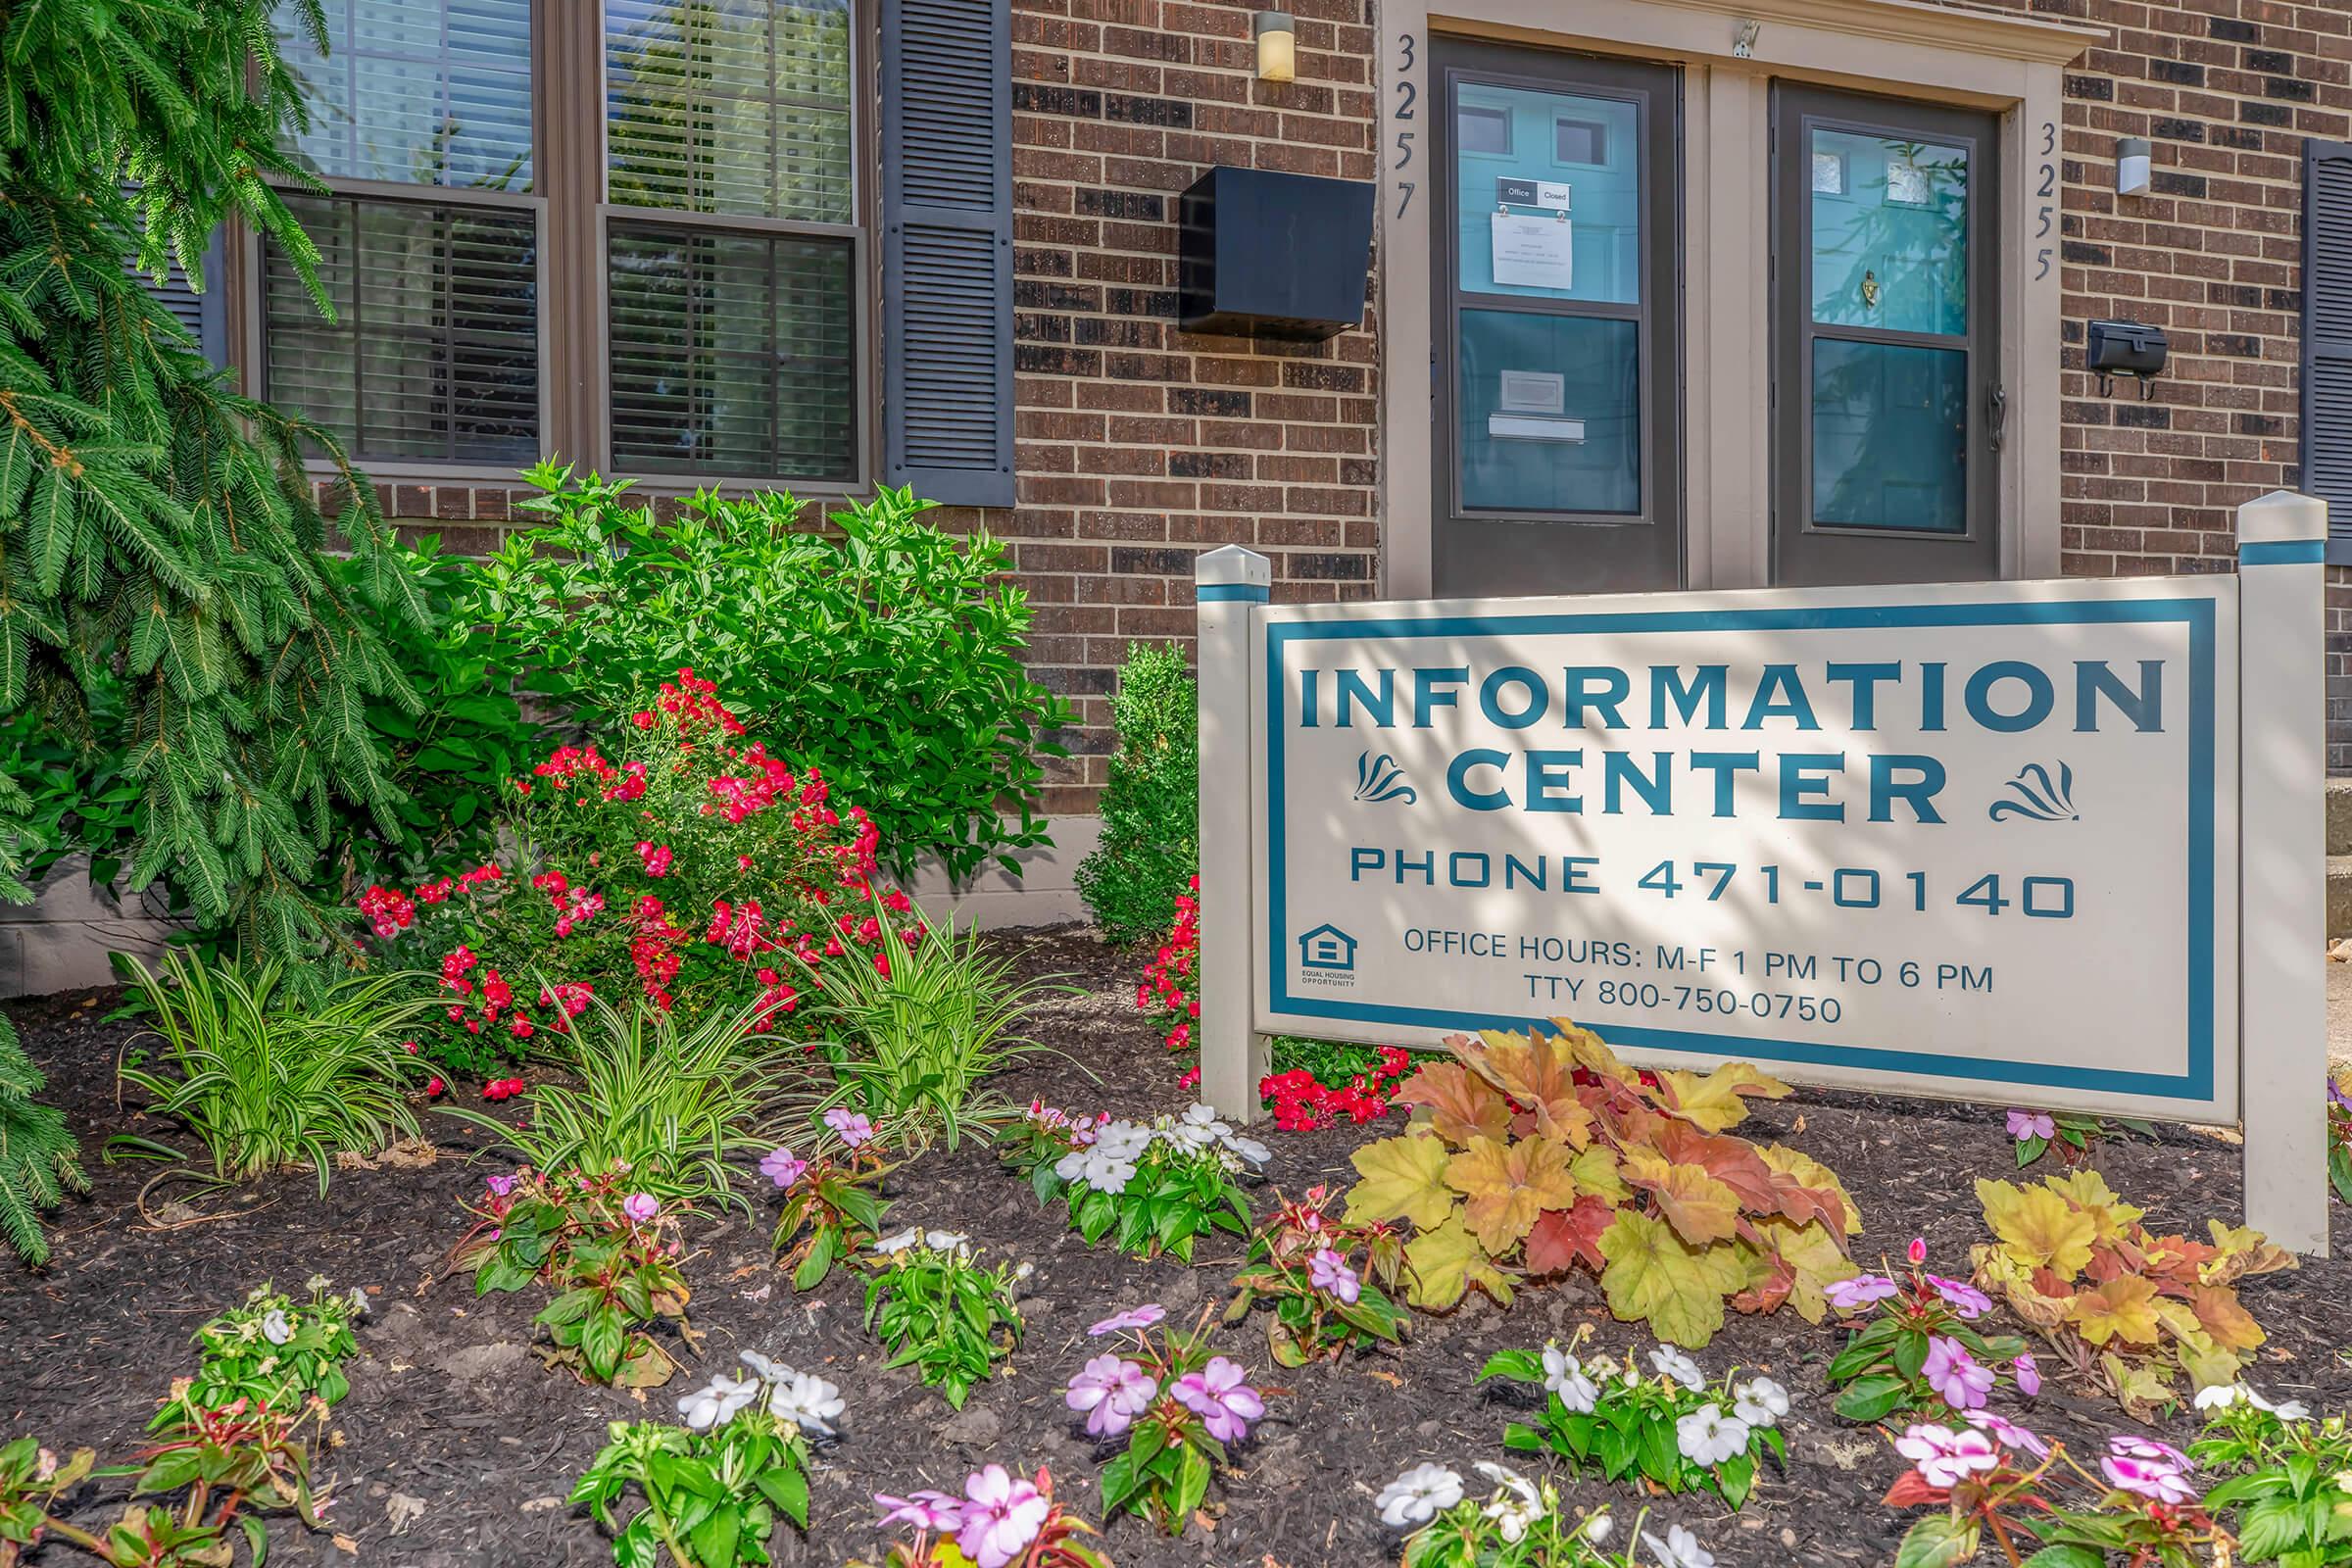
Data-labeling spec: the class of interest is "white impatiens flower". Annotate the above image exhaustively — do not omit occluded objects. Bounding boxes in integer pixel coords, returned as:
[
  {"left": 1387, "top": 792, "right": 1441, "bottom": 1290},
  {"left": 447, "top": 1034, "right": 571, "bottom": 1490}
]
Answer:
[
  {"left": 1541, "top": 1344, "right": 1600, "bottom": 1414},
  {"left": 345, "top": 1287, "right": 371, "bottom": 1318},
  {"left": 677, "top": 1372, "right": 762, "bottom": 1431},
  {"left": 1733, "top": 1377, "right": 1789, "bottom": 1429},
  {"left": 1219, "top": 1131, "right": 1272, "bottom": 1166},
  {"left": 1473, "top": 1462, "right": 1545, "bottom": 1544},
  {"left": 923, "top": 1230, "right": 970, "bottom": 1252},
  {"left": 2196, "top": 1383, "right": 2313, "bottom": 1421},
  {"left": 1642, "top": 1523, "right": 1717, "bottom": 1568},
  {"left": 1167, "top": 1103, "right": 1232, "bottom": 1152},
  {"left": 872, "top": 1228, "right": 924, "bottom": 1254},
  {"left": 1073, "top": 1146, "right": 1140, "bottom": 1194},
  {"left": 261, "top": 1309, "right": 294, "bottom": 1347},
  {"left": 1581, "top": 1510, "right": 1614, "bottom": 1544},
  {"left": 1674, "top": 1403, "right": 1751, "bottom": 1467},
  {"left": 1091, "top": 1120, "right": 1153, "bottom": 1162},
  {"left": 1649, "top": 1347, "right": 1703, "bottom": 1391},
  {"left": 738, "top": 1349, "right": 793, "bottom": 1381},
  {"left": 1375, "top": 1463, "right": 1463, "bottom": 1529},
  {"left": 765, "top": 1370, "right": 846, "bottom": 1435}
]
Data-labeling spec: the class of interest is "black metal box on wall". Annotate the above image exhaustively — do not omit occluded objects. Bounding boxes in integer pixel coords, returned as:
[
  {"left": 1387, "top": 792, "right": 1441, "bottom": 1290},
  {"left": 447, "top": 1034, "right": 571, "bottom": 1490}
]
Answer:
[{"left": 1178, "top": 167, "right": 1375, "bottom": 340}]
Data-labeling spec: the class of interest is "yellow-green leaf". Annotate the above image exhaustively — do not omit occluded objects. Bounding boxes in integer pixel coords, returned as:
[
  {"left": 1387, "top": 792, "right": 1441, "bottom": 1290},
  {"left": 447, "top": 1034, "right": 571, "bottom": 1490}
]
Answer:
[
  {"left": 1446, "top": 1135, "right": 1581, "bottom": 1254},
  {"left": 1346, "top": 1133, "right": 1458, "bottom": 1230},
  {"left": 1404, "top": 1212, "right": 1514, "bottom": 1311},
  {"left": 1977, "top": 1178, "right": 2098, "bottom": 1278},
  {"left": 1652, "top": 1060, "right": 1790, "bottom": 1133},
  {"left": 1596, "top": 1209, "right": 1748, "bottom": 1348}
]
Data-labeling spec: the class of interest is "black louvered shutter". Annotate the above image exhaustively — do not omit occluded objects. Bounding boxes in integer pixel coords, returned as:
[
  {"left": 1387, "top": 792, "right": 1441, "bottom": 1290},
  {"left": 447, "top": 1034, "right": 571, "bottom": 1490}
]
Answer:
[
  {"left": 2303, "top": 139, "right": 2352, "bottom": 561},
  {"left": 880, "top": 0, "right": 1014, "bottom": 508}
]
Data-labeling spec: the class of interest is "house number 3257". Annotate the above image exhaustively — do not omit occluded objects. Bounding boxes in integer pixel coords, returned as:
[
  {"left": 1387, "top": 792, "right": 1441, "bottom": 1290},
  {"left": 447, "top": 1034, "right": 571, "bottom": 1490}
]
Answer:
[
  {"left": 2034, "top": 121, "right": 2056, "bottom": 281},
  {"left": 1394, "top": 32, "right": 1417, "bottom": 218}
]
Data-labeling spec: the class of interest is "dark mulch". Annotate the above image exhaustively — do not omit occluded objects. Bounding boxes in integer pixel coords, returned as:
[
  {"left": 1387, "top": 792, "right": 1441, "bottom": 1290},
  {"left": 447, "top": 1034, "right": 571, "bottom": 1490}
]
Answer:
[{"left": 5, "top": 924, "right": 2349, "bottom": 1568}]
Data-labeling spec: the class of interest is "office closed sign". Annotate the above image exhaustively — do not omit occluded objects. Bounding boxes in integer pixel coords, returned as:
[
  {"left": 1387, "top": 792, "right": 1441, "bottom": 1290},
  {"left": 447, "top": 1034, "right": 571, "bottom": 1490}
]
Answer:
[{"left": 1250, "top": 579, "right": 2241, "bottom": 1124}]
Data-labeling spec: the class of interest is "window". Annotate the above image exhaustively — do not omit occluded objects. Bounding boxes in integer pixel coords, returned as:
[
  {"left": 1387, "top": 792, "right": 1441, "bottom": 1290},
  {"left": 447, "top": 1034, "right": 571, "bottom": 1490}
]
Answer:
[
  {"left": 1771, "top": 85, "right": 2000, "bottom": 585},
  {"left": 604, "top": 0, "right": 860, "bottom": 479},
  {"left": 263, "top": 0, "right": 539, "bottom": 466},
  {"left": 252, "top": 0, "right": 866, "bottom": 485}
]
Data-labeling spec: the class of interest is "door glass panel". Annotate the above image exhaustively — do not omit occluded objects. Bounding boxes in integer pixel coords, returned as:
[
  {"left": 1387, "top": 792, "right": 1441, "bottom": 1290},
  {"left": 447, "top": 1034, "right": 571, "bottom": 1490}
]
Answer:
[
  {"left": 1810, "top": 339, "right": 1967, "bottom": 533},
  {"left": 1807, "top": 128, "right": 1968, "bottom": 335},
  {"left": 1457, "top": 310, "right": 1641, "bottom": 514},
  {"left": 1454, "top": 83, "right": 1640, "bottom": 303}
]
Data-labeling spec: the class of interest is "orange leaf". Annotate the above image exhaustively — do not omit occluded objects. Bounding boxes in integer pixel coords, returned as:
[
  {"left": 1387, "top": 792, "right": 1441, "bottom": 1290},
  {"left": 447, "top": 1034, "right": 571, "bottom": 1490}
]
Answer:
[
  {"left": 1646, "top": 1121, "right": 1779, "bottom": 1211},
  {"left": 1462, "top": 1028, "right": 1592, "bottom": 1147},
  {"left": 1524, "top": 1196, "right": 1616, "bottom": 1277},
  {"left": 1445, "top": 1135, "right": 1581, "bottom": 1254},
  {"left": 1391, "top": 1060, "right": 1513, "bottom": 1147},
  {"left": 1622, "top": 1149, "right": 1742, "bottom": 1246}
]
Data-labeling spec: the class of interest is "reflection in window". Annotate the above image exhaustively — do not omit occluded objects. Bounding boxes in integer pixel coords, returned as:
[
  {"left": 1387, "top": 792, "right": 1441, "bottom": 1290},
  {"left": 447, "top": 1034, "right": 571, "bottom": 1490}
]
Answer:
[
  {"left": 1457, "top": 104, "right": 1511, "bottom": 155},
  {"left": 1810, "top": 339, "right": 1966, "bottom": 533},
  {"left": 264, "top": 195, "right": 540, "bottom": 463},
  {"left": 606, "top": 0, "right": 856, "bottom": 223},
  {"left": 1454, "top": 83, "right": 1640, "bottom": 303},
  {"left": 1808, "top": 128, "right": 1967, "bottom": 336},
  {"left": 1457, "top": 310, "right": 1641, "bottom": 514},
  {"left": 274, "top": 0, "right": 534, "bottom": 189}
]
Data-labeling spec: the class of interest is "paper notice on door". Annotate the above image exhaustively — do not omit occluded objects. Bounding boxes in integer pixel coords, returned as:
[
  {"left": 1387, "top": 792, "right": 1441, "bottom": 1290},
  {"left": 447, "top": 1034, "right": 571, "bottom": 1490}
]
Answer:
[{"left": 1490, "top": 213, "right": 1574, "bottom": 290}]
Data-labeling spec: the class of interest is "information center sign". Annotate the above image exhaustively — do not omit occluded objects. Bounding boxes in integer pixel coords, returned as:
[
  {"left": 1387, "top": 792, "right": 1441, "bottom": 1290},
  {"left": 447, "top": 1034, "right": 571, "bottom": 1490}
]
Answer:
[
  {"left": 1249, "top": 582, "right": 2238, "bottom": 1123},
  {"left": 1193, "top": 494, "right": 2330, "bottom": 1253}
]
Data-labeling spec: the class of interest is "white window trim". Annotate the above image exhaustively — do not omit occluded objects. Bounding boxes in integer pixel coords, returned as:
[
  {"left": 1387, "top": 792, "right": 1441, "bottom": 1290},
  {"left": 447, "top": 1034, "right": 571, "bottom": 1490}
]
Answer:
[{"left": 1378, "top": 0, "right": 2104, "bottom": 596}]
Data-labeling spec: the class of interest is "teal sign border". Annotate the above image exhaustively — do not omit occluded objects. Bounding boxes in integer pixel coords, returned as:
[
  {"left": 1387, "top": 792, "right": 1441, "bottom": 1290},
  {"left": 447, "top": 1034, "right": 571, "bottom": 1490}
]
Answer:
[{"left": 1262, "top": 598, "right": 2217, "bottom": 1102}]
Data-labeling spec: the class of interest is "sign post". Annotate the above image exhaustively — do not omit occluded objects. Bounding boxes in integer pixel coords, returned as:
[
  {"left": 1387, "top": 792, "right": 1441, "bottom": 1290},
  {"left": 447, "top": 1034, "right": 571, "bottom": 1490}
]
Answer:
[{"left": 1195, "top": 492, "right": 2330, "bottom": 1255}]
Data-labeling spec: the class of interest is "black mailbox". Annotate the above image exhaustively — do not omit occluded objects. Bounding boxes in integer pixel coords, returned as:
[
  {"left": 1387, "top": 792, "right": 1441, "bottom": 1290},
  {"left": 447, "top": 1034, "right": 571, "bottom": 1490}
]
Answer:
[
  {"left": 1179, "top": 167, "right": 1375, "bottom": 340},
  {"left": 2087, "top": 318, "right": 2168, "bottom": 397}
]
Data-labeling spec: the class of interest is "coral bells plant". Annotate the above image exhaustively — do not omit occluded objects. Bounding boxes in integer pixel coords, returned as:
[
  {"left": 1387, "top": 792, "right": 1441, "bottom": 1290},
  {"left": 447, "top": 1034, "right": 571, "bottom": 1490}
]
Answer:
[
  {"left": 1135, "top": 875, "right": 1200, "bottom": 1055},
  {"left": 1342, "top": 1021, "right": 1861, "bottom": 1344},
  {"left": 1479, "top": 1328, "right": 1789, "bottom": 1510},
  {"left": 860, "top": 1465, "right": 1111, "bottom": 1568},
  {"left": 999, "top": 1102, "right": 1268, "bottom": 1263},
  {"left": 1223, "top": 1184, "right": 1411, "bottom": 1366},
  {"left": 1062, "top": 1304, "right": 1270, "bottom": 1538},
  {"left": 1970, "top": 1170, "right": 2295, "bottom": 1416},
  {"left": 1883, "top": 1415, "right": 2230, "bottom": 1568},
  {"left": 357, "top": 671, "right": 915, "bottom": 1077},
  {"left": 1821, "top": 1237, "right": 2036, "bottom": 1424}
]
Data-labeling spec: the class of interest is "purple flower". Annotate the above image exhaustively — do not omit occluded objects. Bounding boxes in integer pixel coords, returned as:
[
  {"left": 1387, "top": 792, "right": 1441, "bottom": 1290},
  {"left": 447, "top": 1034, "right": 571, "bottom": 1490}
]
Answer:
[
  {"left": 956, "top": 1465, "right": 1050, "bottom": 1568},
  {"left": 1925, "top": 1275, "right": 1992, "bottom": 1320},
  {"left": 1963, "top": 1410, "right": 2050, "bottom": 1458},
  {"left": 1087, "top": 1303, "right": 1166, "bottom": 1338},
  {"left": 2012, "top": 1352, "right": 2042, "bottom": 1397},
  {"left": 620, "top": 1193, "right": 660, "bottom": 1223},
  {"left": 2102, "top": 1453, "right": 2198, "bottom": 1506},
  {"left": 485, "top": 1174, "right": 516, "bottom": 1199},
  {"left": 760, "top": 1147, "right": 808, "bottom": 1191},
  {"left": 1923, "top": 1336, "right": 1995, "bottom": 1411},
  {"left": 2328, "top": 1079, "right": 2352, "bottom": 1113},
  {"left": 1893, "top": 1423, "right": 2001, "bottom": 1490},
  {"left": 2006, "top": 1108, "right": 2056, "bottom": 1142},
  {"left": 1825, "top": 1273, "right": 1899, "bottom": 1311},
  {"left": 1064, "top": 1354, "right": 1156, "bottom": 1437},
  {"left": 1172, "top": 1356, "right": 1265, "bottom": 1444},
  {"left": 823, "top": 1107, "right": 875, "bottom": 1148},
  {"left": 874, "top": 1491, "right": 962, "bottom": 1533},
  {"left": 1307, "top": 1248, "right": 1360, "bottom": 1304}
]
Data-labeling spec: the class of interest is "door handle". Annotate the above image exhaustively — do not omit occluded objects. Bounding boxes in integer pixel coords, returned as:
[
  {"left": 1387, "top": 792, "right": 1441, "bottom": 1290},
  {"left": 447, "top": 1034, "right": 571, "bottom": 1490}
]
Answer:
[{"left": 1987, "top": 382, "right": 2008, "bottom": 453}]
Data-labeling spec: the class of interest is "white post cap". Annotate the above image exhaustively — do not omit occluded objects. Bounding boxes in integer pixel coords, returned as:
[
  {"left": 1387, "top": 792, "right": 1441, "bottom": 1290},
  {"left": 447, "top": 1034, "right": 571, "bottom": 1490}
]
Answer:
[
  {"left": 2236, "top": 489, "right": 2328, "bottom": 546},
  {"left": 1196, "top": 544, "right": 1271, "bottom": 589}
]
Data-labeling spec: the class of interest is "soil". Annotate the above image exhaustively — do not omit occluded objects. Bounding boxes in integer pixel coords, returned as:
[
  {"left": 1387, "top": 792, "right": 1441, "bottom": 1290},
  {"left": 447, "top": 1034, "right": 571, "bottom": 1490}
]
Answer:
[{"left": 5, "top": 922, "right": 2350, "bottom": 1568}]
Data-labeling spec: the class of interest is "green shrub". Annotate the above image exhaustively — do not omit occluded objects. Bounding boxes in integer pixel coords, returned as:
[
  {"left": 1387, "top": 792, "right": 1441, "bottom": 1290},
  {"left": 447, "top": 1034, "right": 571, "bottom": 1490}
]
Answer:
[
  {"left": 803, "top": 892, "right": 1073, "bottom": 1152},
  {"left": 442, "top": 995, "right": 787, "bottom": 1210},
  {"left": 112, "top": 953, "right": 433, "bottom": 1192},
  {"left": 0, "top": 777, "right": 85, "bottom": 1267},
  {"left": 1075, "top": 644, "right": 1198, "bottom": 944},
  {"left": 462, "top": 465, "right": 1073, "bottom": 881}
]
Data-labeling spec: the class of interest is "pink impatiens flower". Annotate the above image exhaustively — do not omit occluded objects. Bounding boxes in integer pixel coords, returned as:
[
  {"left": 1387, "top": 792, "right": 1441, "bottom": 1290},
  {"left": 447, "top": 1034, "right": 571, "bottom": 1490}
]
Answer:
[
  {"left": 1825, "top": 1273, "right": 1899, "bottom": 1311},
  {"left": 873, "top": 1491, "right": 961, "bottom": 1533},
  {"left": 1963, "top": 1409, "right": 2050, "bottom": 1458},
  {"left": 823, "top": 1106, "right": 875, "bottom": 1148},
  {"left": 2006, "top": 1108, "right": 2057, "bottom": 1142},
  {"left": 1307, "top": 1248, "right": 1360, "bottom": 1304},
  {"left": 1923, "top": 1337, "right": 1995, "bottom": 1410},
  {"left": 2012, "top": 1352, "right": 2042, "bottom": 1396},
  {"left": 956, "top": 1465, "right": 1050, "bottom": 1568},
  {"left": 620, "top": 1193, "right": 660, "bottom": 1223},
  {"left": 1925, "top": 1275, "right": 1992, "bottom": 1320},
  {"left": 760, "top": 1147, "right": 808, "bottom": 1190},
  {"left": 2102, "top": 1451, "right": 2198, "bottom": 1506},
  {"left": 1087, "top": 1303, "right": 1166, "bottom": 1338},
  {"left": 1064, "top": 1354, "right": 1157, "bottom": 1437},
  {"left": 1893, "top": 1423, "right": 2001, "bottom": 1490},
  {"left": 1172, "top": 1356, "right": 1264, "bottom": 1444}
]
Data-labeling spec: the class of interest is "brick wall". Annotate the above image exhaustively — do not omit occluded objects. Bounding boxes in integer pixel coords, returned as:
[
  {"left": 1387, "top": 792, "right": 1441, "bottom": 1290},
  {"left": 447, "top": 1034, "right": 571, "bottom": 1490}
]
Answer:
[{"left": 978, "top": 0, "right": 1384, "bottom": 812}]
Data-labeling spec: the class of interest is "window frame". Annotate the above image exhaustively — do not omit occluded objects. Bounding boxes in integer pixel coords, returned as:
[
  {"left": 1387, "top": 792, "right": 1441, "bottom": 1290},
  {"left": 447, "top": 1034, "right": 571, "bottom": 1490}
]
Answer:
[{"left": 232, "top": 0, "right": 877, "bottom": 493}]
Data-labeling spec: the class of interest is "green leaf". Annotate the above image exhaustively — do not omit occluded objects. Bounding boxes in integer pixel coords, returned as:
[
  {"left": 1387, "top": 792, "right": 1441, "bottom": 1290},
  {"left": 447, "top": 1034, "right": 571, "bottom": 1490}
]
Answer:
[
  {"left": 1833, "top": 1373, "right": 1913, "bottom": 1424},
  {"left": 2020, "top": 1547, "right": 2105, "bottom": 1568},
  {"left": 2238, "top": 1496, "right": 2311, "bottom": 1560},
  {"left": 1895, "top": 1515, "right": 1982, "bottom": 1568}
]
